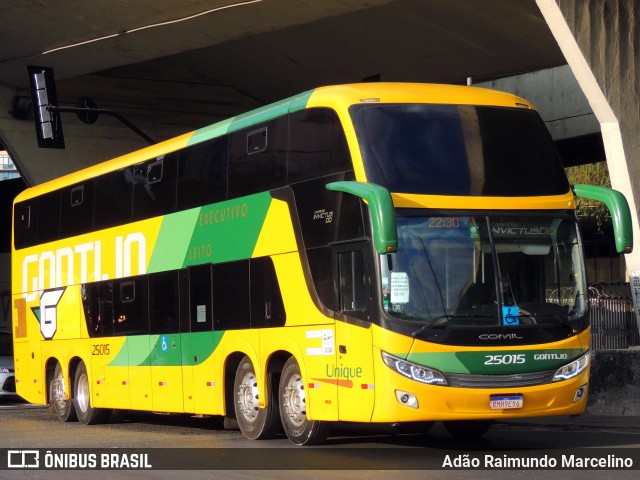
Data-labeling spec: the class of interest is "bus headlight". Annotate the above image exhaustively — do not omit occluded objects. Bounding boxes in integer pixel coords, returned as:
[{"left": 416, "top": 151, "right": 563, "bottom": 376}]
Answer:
[
  {"left": 381, "top": 351, "right": 447, "bottom": 385},
  {"left": 552, "top": 351, "right": 590, "bottom": 382}
]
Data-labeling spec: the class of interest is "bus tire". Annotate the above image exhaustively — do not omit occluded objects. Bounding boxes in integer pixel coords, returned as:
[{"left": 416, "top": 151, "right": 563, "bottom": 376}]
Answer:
[
  {"left": 443, "top": 420, "right": 493, "bottom": 438},
  {"left": 233, "top": 356, "right": 281, "bottom": 440},
  {"left": 50, "top": 362, "right": 77, "bottom": 422},
  {"left": 73, "top": 362, "right": 111, "bottom": 425},
  {"left": 279, "top": 356, "right": 330, "bottom": 446}
]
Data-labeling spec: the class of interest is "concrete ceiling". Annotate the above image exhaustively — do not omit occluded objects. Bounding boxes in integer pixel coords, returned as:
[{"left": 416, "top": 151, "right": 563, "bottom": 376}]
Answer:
[{"left": 0, "top": 0, "right": 566, "bottom": 184}]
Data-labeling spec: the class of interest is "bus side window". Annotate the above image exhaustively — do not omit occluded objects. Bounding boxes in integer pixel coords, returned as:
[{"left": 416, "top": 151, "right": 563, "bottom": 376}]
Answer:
[
  {"left": 212, "top": 260, "right": 250, "bottom": 330},
  {"left": 94, "top": 168, "right": 133, "bottom": 230},
  {"left": 177, "top": 137, "right": 228, "bottom": 210},
  {"left": 37, "top": 190, "right": 60, "bottom": 244},
  {"left": 250, "top": 257, "right": 286, "bottom": 328},
  {"left": 189, "top": 264, "right": 212, "bottom": 332},
  {"left": 149, "top": 271, "right": 180, "bottom": 335},
  {"left": 83, "top": 281, "right": 114, "bottom": 338},
  {"left": 228, "top": 117, "right": 287, "bottom": 198},
  {"left": 179, "top": 269, "right": 190, "bottom": 334},
  {"left": 133, "top": 153, "right": 177, "bottom": 221},
  {"left": 337, "top": 247, "right": 370, "bottom": 320},
  {"left": 113, "top": 276, "right": 148, "bottom": 336},
  {"left": 14, "top": 201, "right": 37, "bottom": 250},
  {"left": 60, "top": 182, "right": 94, "bottom": 238},
  {"left": 306, "top": 246, "right": 335, "bottom": 311},
  {"left": 288, "top": 108, "right": 351, "bottom": 183}
]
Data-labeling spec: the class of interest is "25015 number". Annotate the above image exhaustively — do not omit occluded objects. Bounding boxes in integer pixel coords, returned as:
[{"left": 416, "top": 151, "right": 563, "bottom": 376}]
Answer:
[
  {"left": 92, "top": 344, "right": 110, "bottom": 356},
  {"left": 484, "top": 354, "right": 525, "bottom": 365}
]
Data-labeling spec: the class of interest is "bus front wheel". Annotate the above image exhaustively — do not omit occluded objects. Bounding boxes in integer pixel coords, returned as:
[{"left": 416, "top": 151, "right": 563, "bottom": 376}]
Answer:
[
  {"left": 279, "top": 357, "right": 330, "bottom": 445},
  {"left": 50, "top": 362, "right": 77, "bottom": 422},
  {"left": 233, "top": 356, "right": 281, "bottom": 440},
  {"left": 73, "top": 362, "right": 111, "bottom": 425}
]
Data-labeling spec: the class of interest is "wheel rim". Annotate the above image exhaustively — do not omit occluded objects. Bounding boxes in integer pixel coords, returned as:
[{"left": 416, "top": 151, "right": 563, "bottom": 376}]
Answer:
[
  {"left": 236, "top": 371, "right": 260, "bottom": 423},
  {"left": 282, "top": 373, "right": 306, "bottom": 427},
  {"left": 76, "top": 372, "right": 90, "bottom": 413},
  {"left": 53, "top": 370, "right": 67, "bottom": 411}
]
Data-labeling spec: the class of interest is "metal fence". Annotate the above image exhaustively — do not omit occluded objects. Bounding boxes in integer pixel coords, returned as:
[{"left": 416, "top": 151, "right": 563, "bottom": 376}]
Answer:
[{"left": 589, "top": 283, "right": 640, "bottom": 350}]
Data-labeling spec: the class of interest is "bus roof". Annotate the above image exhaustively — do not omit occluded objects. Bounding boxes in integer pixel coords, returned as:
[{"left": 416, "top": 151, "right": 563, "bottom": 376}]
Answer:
[{"left": 14, "top": 82, "right": 532, "bottom": 203}]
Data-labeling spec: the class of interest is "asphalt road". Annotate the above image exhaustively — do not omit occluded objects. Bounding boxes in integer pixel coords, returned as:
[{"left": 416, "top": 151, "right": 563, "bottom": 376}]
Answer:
[{"left": 1, "top": 395, "right": 640, "bottom": 480}]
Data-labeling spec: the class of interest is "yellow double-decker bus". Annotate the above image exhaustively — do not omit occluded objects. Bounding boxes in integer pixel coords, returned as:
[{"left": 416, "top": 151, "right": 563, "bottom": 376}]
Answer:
[{"left": 12, "top": 83, "right": 633, "bottom": 445}]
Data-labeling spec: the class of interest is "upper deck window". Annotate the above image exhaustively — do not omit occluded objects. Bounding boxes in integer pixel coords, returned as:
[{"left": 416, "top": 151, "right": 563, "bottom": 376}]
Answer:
[{"left": 350, "top": 104, "right": 569, "bottom": 196}]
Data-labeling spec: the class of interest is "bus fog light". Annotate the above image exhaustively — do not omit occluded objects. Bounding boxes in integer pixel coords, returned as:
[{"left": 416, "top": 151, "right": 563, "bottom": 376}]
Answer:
[
  {"left": 395, "top": 390, "right": 418, "bottom": 409},
  {"left": 573, "top": 384, "right": 587, "bottom": 403}
]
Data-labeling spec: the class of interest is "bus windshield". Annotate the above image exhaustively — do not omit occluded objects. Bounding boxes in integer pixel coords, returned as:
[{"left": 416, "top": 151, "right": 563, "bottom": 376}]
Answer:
[
  {"left": 350, "top": 103, "right": 569, "bottom": 196},
  {"left": 380, "top": 216, "right": 587, "bottom": 328}
]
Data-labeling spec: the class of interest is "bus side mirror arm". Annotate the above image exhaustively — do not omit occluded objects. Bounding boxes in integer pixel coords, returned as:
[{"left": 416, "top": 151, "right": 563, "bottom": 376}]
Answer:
[
  {"left": 326, "top": 181, "right": 398, "bottom": 254},
  {"left": 572, "top": 184, "right": 634, "bottom": 254}
]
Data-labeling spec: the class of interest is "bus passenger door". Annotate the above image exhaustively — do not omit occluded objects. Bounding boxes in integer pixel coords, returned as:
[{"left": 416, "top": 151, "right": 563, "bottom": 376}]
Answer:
[{"left": 333, "top": 244, "right": 376, "bottom": 422}]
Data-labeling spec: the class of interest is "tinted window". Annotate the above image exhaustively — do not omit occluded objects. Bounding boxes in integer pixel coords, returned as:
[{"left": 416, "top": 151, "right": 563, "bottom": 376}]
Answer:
[
  {"left": 306, "top": 247, "right": 334, "bottom": 311},
  {"left": 189, "top": 264, "right": 212, "bottom": 332},
  {"left": 250, "top": 257, "right": 286, "bottom": 328},
  {"left": 212, "top": 260, "right": 250, "bottom": 330},
  {"left": 179, "top": 269, "right": 190, "bottom": 333},
  {"left": 177, "top": 137, "right": 228, "bottom": 210},
  {"left": 94, "top": 168, "right": 133, "bottom": 230},
  {"left": 37, "top": 191, "right": 60, "bottom": 243},
  {"left": 228, "top": 118, "right": 287, "bottom": 197},
  {"left": 337, "top": 248, "right": 369, "bottom": 318},
  {"left": 477, "top": 107, "right": 568, "bottom": 195},
  {"left": 83, "top": 281, "right": 114, "bottom": 338},
  {"left": 351, "top": 104, "right": 569, "bottom": 196},
  {"left": 14, "top": 201, "right": 37, "bottom": 250},
  {"left": 60, "top": 182, "right": 94, "bottom": 237},
  {"left": 133, "top": 154, "right": 177, "bottom": 220},
  {"left": 149, "top": 271, "right": 180, "bottom": 334},
  {"left": 288, "top": 108, "right": 351, "bottom": 183},
  {"left": 113, "top": 276, "right": 148, "bottom": 335}
]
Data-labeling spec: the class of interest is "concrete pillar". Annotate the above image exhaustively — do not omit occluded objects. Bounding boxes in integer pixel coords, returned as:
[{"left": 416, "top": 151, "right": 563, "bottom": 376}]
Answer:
[{"left": 536, "top": 0, "right": 640, "bottom": 329}]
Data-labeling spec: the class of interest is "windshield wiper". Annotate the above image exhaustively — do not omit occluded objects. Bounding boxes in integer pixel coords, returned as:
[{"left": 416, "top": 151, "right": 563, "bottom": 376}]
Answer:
[
  {"left": 524, "top": 313, "right": 572, "bottom": 326},
  {"left": 411, "top": 314, "right": 496, "bottom": 337}
]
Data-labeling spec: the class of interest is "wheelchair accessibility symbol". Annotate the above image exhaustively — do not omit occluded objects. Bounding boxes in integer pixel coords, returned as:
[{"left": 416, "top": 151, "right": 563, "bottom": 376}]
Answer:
[
  {"left": 502, "top": 306, "right": 520, "bottom": 326},
  {"left": 161, "top": 336, "right": 168, "bottom": 352}
]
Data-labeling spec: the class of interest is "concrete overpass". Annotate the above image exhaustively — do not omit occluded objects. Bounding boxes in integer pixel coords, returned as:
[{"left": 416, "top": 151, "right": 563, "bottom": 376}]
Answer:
[{"left": 0, "top": 0, "right": 639, "bottom": 311}]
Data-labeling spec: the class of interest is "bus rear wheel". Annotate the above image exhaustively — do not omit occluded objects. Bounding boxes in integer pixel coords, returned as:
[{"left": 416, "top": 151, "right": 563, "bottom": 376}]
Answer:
[
  {"left": 443, "top": 420, "right": 493, "bottom": 438},
  {"left": 233, "top": 356, "right": 281, "bottom": 440},
  {"left": 73, "top": 362, "right": 110, "bottom": 425},
  {"left": 279, "top": 357, "right": 330, "bottom": 445},
  {"left": 50, "top": 362, "right": 77, "bottom": 422}
]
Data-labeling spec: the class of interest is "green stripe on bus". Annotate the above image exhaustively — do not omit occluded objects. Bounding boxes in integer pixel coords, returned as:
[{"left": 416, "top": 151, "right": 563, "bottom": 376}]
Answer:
[
  {"left": 148, "top": 208, "right": 201, "bottom": 273},
  {"left": 406, "top": 348, "right": 587, "bottom": 375},
  {"left": 108, "top": 335, "right": 152, "bottom": 367},
  {"left": 147, "top": 192, "right": 273, "bottom": 272},
  {"left": 182, "top": 192, "right": 272, "bottom": 266},
  {"left": 187, "top": 118, "right": 234, "bottom": 147},
  {"left": 108, "top": 331, "right": 225, "bottom": 367}
]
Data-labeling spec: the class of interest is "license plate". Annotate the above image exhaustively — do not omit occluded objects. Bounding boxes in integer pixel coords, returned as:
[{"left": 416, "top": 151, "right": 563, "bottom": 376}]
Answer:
[{"left": 489, "top": 394, "right": 523, "bottom": 410}]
